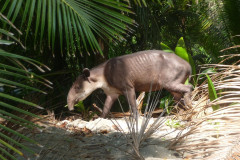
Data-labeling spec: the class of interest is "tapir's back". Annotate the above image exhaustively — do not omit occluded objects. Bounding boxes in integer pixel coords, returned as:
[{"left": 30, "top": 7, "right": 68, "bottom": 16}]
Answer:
[{"left": 104, "top": 50, "right": 191, "bottom": 92}]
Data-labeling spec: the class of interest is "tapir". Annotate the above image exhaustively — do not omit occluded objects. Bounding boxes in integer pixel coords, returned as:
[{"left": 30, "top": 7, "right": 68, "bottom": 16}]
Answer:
[{"left": 67, "top": 50, "right": 192, "bottom": 118}]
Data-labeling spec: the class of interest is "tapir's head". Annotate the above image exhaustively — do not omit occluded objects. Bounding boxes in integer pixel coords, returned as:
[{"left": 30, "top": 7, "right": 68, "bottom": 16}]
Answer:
[{"left": 67, "top": 68, "right": 98, "bottom": 111}]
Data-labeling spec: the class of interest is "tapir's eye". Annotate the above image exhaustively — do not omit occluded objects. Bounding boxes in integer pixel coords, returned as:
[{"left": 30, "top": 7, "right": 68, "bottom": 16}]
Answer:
[{"left": 74, "top": 86, "right": 80, "bottom": 91}]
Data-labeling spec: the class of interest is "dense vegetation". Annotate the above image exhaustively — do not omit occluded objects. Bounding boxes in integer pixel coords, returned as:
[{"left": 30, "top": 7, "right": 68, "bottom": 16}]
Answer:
[{"left": 1, "top": 0, "right": 240, "bottom": 159}]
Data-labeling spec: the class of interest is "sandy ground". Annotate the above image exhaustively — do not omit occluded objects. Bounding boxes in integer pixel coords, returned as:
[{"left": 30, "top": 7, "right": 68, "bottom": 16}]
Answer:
[{"left": 17, "top": 116, "right": 186, "bottom": 160}]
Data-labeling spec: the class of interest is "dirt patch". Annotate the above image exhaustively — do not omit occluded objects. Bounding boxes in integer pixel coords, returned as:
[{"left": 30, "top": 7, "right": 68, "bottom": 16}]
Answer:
[{"left": 17, "top": 117, "right": 185, "bottom": 160}]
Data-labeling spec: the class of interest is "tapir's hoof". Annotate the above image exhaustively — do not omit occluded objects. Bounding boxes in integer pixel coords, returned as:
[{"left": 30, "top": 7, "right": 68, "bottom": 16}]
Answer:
[
  {"left": 186, "top": 103, "right": 193, "bottom": 109},
  {"left": 184, "top": 101, "right": 192, "bottom": 109},
  {"left": 184, "top": 93, "right": 192, "bottom": 109},
  {"left": 100, "top": 114, "right": 107, "bottom": 119}
]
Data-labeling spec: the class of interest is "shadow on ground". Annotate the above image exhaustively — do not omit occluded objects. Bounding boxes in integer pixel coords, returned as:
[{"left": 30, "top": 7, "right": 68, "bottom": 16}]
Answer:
[{"left": 16, "top": 119, "right": 183, "bottom": 160}]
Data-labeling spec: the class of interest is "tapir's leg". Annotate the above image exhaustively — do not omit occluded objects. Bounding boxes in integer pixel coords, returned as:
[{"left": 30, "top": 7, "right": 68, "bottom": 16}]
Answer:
[
  {"left": 171, "top": 91, "right": 190, "bottom": 110},
  {"left": 171, "top": 92, "right": 182, "bottom": 102},
  {"left": 166, "top": 84, "right": 192, "bottom": 109},
  {"left": 101, "top": 94, "right": 119, "bottom": 118},
  {"left": 183, "top": 91, "right": 192, "bottom": 108},
  {"left": 123, "top": 89, "right": 138, "bottom": 117}
]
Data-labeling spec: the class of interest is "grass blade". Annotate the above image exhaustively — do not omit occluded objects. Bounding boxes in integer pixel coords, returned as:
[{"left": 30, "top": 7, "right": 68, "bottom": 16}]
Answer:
[{"left": 206, "top": 74, "right": 220, "bottom": 110}]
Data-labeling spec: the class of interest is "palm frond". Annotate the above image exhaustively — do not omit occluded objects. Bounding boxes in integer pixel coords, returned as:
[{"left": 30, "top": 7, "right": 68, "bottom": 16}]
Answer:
[
  {"left": 1, "top": 0, "right": 134, "bottom": 55},
  {"left": 0, "top": 14, "right": 51, "bottom": 159},
  {"left": 169, "top": 54, "right": 240, "bottom": 159},
  {"left": 222, "top": 0, "right": 240, "bottom": 44}
]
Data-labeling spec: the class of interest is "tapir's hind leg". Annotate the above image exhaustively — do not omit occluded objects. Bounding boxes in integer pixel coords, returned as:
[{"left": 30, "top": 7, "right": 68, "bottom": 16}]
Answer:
[
  {"left": 183, "top": 89, "right": 192, "bottom": 108},
  {"left": 166, "top": 83, "right": 192, "bottom": 109},
  {"left": 171, "top": 92, "right": 182, "bottom": 102}
]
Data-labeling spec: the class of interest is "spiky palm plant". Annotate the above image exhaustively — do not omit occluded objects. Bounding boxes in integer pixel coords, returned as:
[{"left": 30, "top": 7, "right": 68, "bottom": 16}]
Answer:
[
  {"left": 0, "top": 13, "right": 51, "bottom": 160},
  {"left": 111, "top": 88, "right": 169, "bottom": 159}
]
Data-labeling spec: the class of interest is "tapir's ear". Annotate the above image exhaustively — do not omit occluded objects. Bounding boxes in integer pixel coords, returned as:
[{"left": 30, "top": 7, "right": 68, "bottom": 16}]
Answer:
[{"left": 82, "top": 68, "right": 90, "bottom": 78}]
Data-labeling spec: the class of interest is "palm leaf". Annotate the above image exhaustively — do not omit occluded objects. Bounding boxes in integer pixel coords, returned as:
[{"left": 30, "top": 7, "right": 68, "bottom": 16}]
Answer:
[
  {"left": 0, "top": 40, "right": 14, "bottom": 45},
  {"left": 0, "top": 14, "right": 50, "bottom": 159},
  {"left": 1, "top": 0, "right": 134, "bottom": 55},
  {"left": 222, "top": 0, "right": 240, "bottom": 44},
  {"left": 160, "top": 42, "right": 174, "bottom": 53},
  {"left": 175, "top": 37, "right": 196, "bottom": 76},
  {"left": 170, "top": 54, "right": 240, "bottom": 159}
]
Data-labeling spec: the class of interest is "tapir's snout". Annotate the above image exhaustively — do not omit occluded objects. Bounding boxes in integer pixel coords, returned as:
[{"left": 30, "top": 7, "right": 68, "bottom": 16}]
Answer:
[
  {"left": 67, "top": 98, "right": 75, "bottom": 111},
  {"left": 68, "top": 106, "right": 74, "bottom": 111},
  {"left": 67, "top": 88, "right": 76, "bottom": 111},
  {"left": 68, "top": 101, "right": 74, "bottom": 111}
]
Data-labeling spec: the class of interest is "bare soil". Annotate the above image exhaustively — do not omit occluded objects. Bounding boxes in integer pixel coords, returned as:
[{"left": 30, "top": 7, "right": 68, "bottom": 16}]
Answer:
[{"left": 17, "top": 116, "right": 185, "bottom": 160}]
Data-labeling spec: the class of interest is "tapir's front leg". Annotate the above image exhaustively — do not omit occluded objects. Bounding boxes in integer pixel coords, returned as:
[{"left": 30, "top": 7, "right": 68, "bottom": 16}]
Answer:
[{"left": 101, "top": 94, "right": 119, "bottom": 118}]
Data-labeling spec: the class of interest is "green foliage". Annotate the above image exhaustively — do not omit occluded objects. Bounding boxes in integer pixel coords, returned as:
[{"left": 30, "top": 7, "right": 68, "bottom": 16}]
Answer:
[
  {"left": 1, "top": 0, "right": 134, "bottom": 56},
  {"left": 131, "top": 0, "right": 147, "bottom": 7},
  {"left": 175, "top": 37, "right": 196, "bottom": 76},
  {"left": 160, "top": 42, "right": 174, "bottom": 53},
  {"left": 74, "top": 101, "right": 95, "bottom": 120},
  {"left": 191, "top": 44, "right": 212, "bottom": 64},
  {"left": 206, "top": 74, "right": 220, "bottom": 111},
  {"left": 127, "top": 0, "right": 162, "bottom": 7},
  {"left": 165, "top": 119, "right": 183, "bottom": 129},
  {"left": 159, "top": 95, "right": 173, "bottom": 114},
  {"left": 124, "top": 0, "right": 233, "bottom": 64},
  {"left": 222, "top": 0, "right": 240, "bottom": 44},
  {"left": 198, "top": 68, "right": 217, "bottom": 79},
  {"left": 0, "top": 14, "right": 50, "bottom": 159}
]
